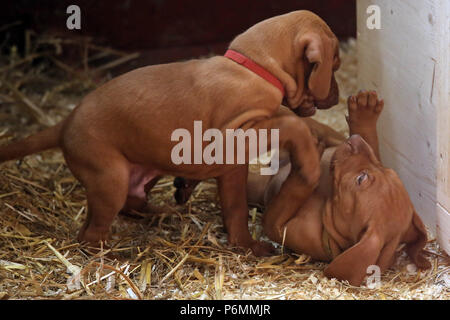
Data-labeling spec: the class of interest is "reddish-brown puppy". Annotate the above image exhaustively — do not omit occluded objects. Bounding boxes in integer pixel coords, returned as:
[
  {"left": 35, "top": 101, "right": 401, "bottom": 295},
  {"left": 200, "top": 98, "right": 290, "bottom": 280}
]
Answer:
[
  {"left": 0, "top": 11, "right": 340, "bottom": 256},
  {"left": 248, "top": 91, "right": 431, "bottom": 285}
]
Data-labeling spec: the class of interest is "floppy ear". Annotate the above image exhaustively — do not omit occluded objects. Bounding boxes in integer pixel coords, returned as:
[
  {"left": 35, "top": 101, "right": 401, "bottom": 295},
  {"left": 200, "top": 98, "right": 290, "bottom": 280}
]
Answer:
[
  {"left": 298, "top": 33, "right": 334, "bottom": 100},
  {"left": 324, "top": 227, "right": 383, "bottom": 286},
  {"left": 403, "top": 211, "right": 431, "bottom": 269}
]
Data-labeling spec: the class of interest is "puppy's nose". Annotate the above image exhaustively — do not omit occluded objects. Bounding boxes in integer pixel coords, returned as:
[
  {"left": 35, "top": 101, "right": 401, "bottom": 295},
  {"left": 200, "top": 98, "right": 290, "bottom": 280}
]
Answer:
[{"left": 347, "top": 134, "right": 365, "bottom": 153}]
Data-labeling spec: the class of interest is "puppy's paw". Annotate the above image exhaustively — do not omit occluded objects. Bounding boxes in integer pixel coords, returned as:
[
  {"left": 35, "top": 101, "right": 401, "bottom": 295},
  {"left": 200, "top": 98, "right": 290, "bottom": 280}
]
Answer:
[
  {"left": 250, "top": 240, "right": 276, "bottom": 257},
  {"left": 347, "top": 90, "right": 384, "bottom": 129},
  {"left": 173, "top": 177, "right": 200, "bottom": 204}
]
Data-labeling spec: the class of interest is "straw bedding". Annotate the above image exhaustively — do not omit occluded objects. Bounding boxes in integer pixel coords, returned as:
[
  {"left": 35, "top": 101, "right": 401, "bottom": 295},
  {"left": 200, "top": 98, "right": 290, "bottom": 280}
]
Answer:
[{"left": 0, "top": 33, "right": 448, "bottom": 300}]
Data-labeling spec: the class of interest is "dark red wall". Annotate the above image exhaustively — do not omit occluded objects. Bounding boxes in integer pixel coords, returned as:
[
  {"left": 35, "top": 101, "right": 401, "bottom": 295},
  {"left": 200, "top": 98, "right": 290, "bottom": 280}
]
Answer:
[{"left": 2, "top": 0, "right": 355, "bottom": 66}]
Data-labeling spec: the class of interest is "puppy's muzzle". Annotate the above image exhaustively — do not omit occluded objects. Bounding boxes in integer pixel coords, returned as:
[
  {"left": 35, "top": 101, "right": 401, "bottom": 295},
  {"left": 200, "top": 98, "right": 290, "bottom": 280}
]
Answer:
[{"left": 294, "top": 76, "right": 339, "bottom": 117}]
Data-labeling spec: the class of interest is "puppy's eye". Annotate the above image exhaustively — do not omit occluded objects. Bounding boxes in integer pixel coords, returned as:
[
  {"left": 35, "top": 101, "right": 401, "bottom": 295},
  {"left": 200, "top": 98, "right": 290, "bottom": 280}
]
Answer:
[{"left": 356, "top": 172, "right": 368, "bottom": 185}]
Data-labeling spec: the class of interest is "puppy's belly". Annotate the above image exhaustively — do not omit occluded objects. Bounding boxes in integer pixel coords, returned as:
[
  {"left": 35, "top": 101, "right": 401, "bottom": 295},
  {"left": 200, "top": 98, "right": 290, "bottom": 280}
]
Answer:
[{"left": 128, "top": 164, "right": 161, "bottom": 198}]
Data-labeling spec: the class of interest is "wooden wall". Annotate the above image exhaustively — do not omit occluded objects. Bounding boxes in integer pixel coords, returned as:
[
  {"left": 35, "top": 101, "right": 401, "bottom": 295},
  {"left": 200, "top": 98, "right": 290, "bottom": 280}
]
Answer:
[{"left": 357, "top": 0, "right": 450, "bottom": 254}]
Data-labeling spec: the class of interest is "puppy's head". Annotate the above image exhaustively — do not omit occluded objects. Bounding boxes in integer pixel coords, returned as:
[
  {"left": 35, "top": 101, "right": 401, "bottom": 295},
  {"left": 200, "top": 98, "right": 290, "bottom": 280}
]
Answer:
[
  {"left": 288, "top": 12, "right": 341, "bottom": 116},
  {"left": 229, "top": 10, "right": 340, "bottom": 116},
  {"left": 323, "top": 135, "right": 430, "bottom": 286}
]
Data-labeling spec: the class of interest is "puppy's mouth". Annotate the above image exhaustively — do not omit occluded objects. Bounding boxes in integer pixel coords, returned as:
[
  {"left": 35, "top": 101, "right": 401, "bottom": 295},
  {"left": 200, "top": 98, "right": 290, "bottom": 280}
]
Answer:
[
  {"left": 293, "top": 99, "right": 317, "bottom": 117},
  {"left": 292, "top": 95, "right": 336, "bottom": 117},
  {"left": 296, "top": 105, "right": 317, "bottom": 117},
  {"left": 328, "top": 140, "right": 355, "bottom": 173}
]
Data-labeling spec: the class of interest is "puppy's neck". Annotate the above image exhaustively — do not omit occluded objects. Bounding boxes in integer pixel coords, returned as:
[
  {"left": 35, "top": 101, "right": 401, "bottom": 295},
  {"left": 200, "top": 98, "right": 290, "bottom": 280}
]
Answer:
[
  {"left": 229, "top": 26, "right": 300, "bottom": 100},
  {"left": 228, "top": 45, "right": 294, "bottom": 101}
]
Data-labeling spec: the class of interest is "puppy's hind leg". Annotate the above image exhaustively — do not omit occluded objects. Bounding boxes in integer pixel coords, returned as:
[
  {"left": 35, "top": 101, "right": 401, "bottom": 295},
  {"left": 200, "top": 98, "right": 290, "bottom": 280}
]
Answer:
[{"left": 65, "top": 152, "right": 130, "bottom": 245}]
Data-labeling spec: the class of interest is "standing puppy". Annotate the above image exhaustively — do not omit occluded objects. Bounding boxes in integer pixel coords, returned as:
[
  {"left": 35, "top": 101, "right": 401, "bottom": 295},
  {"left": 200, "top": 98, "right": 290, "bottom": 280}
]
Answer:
[{"left": 0, "top": 11, "right": 340, "bottom": 256}]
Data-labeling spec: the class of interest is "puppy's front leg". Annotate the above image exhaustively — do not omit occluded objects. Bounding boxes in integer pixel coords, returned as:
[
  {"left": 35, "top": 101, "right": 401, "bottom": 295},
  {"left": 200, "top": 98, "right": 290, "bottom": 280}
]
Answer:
[
  {"left": 217, "top": 165, "right": 275, "bottom": 256},
  {"left": 347, "top": 91, "right": 384, "bottom": 160},
  {"left": 251, "top": 116, "right": 320, "bottom": 244}
]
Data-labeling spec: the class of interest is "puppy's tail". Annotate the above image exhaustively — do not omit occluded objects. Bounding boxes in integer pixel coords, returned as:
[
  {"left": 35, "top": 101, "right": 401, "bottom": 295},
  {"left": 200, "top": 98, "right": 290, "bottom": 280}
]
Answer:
[{"left": 0, "top": 121, "right": 65, "bottom": 163}]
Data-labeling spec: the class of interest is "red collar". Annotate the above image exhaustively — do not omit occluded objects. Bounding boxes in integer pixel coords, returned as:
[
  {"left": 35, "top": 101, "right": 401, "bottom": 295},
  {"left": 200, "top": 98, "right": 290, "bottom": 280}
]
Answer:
[{"left": 224, "top": 49, "right": 285, "bottom": 96}]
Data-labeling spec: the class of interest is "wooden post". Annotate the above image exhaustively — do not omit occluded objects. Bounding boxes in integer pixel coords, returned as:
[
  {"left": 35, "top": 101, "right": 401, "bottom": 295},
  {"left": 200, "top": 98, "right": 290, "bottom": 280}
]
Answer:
[{"left": 357, "top": 0, "right": 450, "bottom": 254}]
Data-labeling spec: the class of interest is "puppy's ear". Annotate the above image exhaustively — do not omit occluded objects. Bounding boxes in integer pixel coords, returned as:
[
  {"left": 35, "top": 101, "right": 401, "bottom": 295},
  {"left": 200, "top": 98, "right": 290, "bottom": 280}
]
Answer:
[
  {"left": 403, "top": 211, "right": 431, "bottom": 269},
  {"left": 324, "top": 227, "right": 383, "bottom": 286},
  {"left": 298, "top": 33, "right": 335, "bottom": 100}
]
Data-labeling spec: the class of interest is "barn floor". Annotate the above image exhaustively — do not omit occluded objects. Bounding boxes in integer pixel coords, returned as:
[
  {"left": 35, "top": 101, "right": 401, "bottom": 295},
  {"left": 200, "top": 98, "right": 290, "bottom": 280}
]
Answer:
[{"left": 0, "top": 35, "right": 449, "bottom": 300}]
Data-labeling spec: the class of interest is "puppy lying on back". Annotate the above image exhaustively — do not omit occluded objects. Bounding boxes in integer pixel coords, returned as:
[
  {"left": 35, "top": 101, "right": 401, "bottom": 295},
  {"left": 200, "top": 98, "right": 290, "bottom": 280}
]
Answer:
[{"left": 176, "top": 91, "right": 431, "bottom": 286}]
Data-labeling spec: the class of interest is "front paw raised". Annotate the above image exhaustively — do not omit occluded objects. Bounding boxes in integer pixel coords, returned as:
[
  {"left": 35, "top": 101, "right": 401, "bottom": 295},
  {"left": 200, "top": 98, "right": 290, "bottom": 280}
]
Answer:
[{"left": 347, "top": 90, "right": 384, "bottom": 130}]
